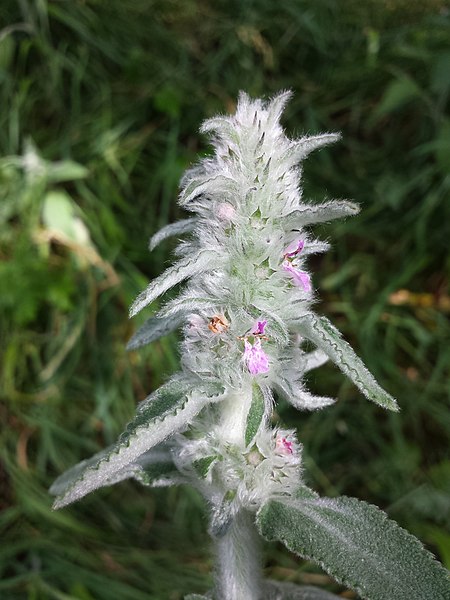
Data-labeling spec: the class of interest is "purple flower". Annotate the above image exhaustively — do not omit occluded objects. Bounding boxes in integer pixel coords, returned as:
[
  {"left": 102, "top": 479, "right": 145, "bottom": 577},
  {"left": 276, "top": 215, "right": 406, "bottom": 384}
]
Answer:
[
  {"left": 243, "top": 338, "right": 270, "bottom": 375},
  {"left": 252, "top": 319, "right": 267, "bottom": 336},
  {"left": 282, "top": 261, "right": 312, "bottom": 292},
  {"left": 275, "top": 435, "right": 294, "bottom": 455},
  {"left": 282, "top": 238, "right": 311, "bottom": 292},
  {"left": 284, "top": 239, "right": 304, "bottom": 258}
]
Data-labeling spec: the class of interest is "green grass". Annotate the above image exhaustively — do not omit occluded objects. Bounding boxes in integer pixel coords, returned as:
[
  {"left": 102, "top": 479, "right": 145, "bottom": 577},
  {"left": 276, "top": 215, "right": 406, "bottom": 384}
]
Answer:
[{"left": 0, "top": 1, "right": 449, "bottom": 598}]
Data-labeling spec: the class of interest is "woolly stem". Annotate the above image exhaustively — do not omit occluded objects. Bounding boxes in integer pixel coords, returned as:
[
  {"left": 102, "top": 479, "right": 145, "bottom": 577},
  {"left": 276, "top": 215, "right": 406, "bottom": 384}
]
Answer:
[
  {"left": 216, "top": 385, "right": 252, "bottom": 446},
  {"left": 214, "top": 509, "right": 263, "bottom": 600}
]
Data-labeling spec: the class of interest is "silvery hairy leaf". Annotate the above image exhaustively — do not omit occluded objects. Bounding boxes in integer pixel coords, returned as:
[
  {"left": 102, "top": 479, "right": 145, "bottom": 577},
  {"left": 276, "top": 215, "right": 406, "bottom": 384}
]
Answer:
[
  {"left": 295, "top": 313, "right": 398, "bottom": 411},
  {"left": 52, "top": 379, "right": 225, "bottom": 508},
  {"left": 50, "top": 445, "right": 184, "bottom": 498},
  {"left": 149, "top": 217, "right": 198, "bottom": 251},
  {"left": 286, "top": 200, "right": 360, "bottom": 228},
  {"left": 129, "top": 250, "right": 218, "bottom": 317},
  {"left": 245, "top": 382, "right": 268, "bottom": 447},
  {"left": 126, "top": 314, "right": 184, "bottom": 350},
  {"left": 257, "top": 487, "right": 450, "bottom": 600}
]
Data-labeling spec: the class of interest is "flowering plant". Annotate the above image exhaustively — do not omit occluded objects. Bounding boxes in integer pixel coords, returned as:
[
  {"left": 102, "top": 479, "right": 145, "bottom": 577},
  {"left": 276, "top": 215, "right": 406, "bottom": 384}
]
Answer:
[{"left": 51, "top": 92, "right": 449, "bottom": 600}]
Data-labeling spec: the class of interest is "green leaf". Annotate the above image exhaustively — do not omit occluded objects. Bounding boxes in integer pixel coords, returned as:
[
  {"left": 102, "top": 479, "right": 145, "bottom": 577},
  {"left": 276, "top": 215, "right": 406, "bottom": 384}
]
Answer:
[
  {"left": 52, "top": 379, "right": 224, "bottom": 508},
  {"left": 42, "top": 191, "right": 77, "bottom": 240},
  {"left": 126, "top": 314, "right": 183, "bottom": 351},
  {"left": 50, "top": 445, "right": 183, "bottom": 497},
  {"left": 193, "top": 456, "right": 216, "bottom": 479},
  {"left": 149, "top": 217, "right": 198, "bottom": 251},
  {"left": 370, "top": 77, "right": 421, "bottom": 123},
  {"left": 257, "top": 491, "right": 450, "bottom": 600},
  {"left": 286, "top": 200, "right": 359, "bottom": 228},
  {"left": 129, "top": 250, "right": 218, "bottom": 317},
  {"left": 245, "top": 382, "right": 266, "bottom": 447},
  {"left": 46, "top": 160, "right": 89, "bottom": 183},
  {"left": 296, "top": 313, "right": 398, "bottom": 411}
]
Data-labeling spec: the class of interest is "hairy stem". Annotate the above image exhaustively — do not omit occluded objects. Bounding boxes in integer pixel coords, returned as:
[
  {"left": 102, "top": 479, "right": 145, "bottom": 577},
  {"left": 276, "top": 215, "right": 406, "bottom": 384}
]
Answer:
[
  {"left": 216, "top": 385, "right": 252, "bottom": 446},
  {"left": 214, "top": 510, "right": 263, "bottom": 600}
]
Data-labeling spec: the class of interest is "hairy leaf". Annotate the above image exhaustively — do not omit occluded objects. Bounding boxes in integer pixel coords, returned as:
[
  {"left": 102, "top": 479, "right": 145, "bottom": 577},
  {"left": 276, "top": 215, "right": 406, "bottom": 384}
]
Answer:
[
  {"left": 258, "top": 491, "right": 450, "bottom": 600},
  {"left": 296, "top": 313, "right": 398, "bottom": 411},
  {"left": 148, "top": 217, "right": 198, "bottom": 251},
  {"left": 286, "top": 200, "right": 360, "bottom": 228},
  {"left": 158, "top": 295, "right": 217, "bottom": 319},
  {"left": 288, "top": 134, "right": 341, "bottom": 164},
  {"left": 50, "top": 446, "right": 183, "bottom": 497},
  {"left": 245, "top": 382, "right": 266, "bottom": 447},
  {"left": 126, "top": 314, "right": 183, "bottom": 351},
  {"left": 274, "top": 376, "right": 335, "bottom": 411},
  {"left": 302, "top": 349, "right": 329, "bottom": 372},
  {"left": 52, "top": 381, "right": 224, "bottom": 508},
  {"left": 129, "top": 250, "right": 217, "bottom": 317}
]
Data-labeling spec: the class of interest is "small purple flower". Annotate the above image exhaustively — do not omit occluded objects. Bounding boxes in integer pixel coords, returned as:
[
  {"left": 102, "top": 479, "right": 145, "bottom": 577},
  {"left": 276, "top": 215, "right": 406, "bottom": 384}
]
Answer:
[
  {"left": 282, "top": 261, "right": 312, "bottom": 292},
  {"left": 284, "top": 239, "right": 304, "bottom": 258},
  {"left": 275, "top": 435, "right": 294, "bottom": 455},
  {"left": 282, "top": 238, "right": 312, "bottom": 292},
  {"left": 252, "top": 319, "right": 267, "bottom": 336},
  {"left": 243, "top": 338, "right": 270, "bottom": 375}
]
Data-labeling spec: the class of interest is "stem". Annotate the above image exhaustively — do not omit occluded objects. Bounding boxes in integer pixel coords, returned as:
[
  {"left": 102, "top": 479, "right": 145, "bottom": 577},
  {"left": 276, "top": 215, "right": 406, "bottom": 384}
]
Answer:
[
  {"left": 214, "top": 509, "right": 263, "bottom": 600},
  {"left": 216, "top": 385, "right": 252, "bottom": 446}
]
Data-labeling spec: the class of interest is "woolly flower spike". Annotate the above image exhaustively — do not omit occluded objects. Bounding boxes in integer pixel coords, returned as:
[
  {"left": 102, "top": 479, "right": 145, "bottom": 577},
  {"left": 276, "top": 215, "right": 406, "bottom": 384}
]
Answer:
[
  {"left": 283, "top": 239, "right": 312, "bottom": 292},
  {"left": 51, "top": 90, "right": 397, "bottom": 517},
  {"left": 175, "top": 426, "right": 303, "bottom": 515}
]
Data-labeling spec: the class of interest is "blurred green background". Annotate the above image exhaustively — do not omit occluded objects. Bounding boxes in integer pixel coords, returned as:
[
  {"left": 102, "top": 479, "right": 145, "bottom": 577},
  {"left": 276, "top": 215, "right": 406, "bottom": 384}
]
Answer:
[{"left": 0, "top": 1, "right": 449, "bottom": 598}]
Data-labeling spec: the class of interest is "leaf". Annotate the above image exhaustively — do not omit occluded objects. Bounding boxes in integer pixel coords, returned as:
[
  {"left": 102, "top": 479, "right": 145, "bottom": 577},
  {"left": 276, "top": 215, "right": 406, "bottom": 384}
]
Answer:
[
  {"left": 193, "top": 456, "right": 216, "bottom": 479},
  {"left": 126, "top": 314, "right": 183, "bottom": 351},
  {"left": 296, "top": 313, "right": 398, "bottom": 411},
  {"left": 245, "top": 382, "right": 267, "bottom": 447},
  {"left": 302, "top": 349, "right": 329, "bottom": 372},
  {"left": 129, "top": 250, "right": 217, "bottom": 317},
  {"left": 148, "top": 217, "right": 198, "bottom": 251},
  {"left": 257, "top": 491, "right": 450, "bottom": 600},
  {"left": 263, "top": 579, "right": 340, "bottom": 599},
  {"left": 286, "top": 201, "right": 360, "bottom": 228},
  {"left": 370, "top": 77, "right": 421, "bottom": 124},
  {"left": 42, "top": 191, "right": 79, "bottom": 241},
  {"left": 179, "top": 173, "right": 238, "bottom": 207},
  {"left": 50, "top": 446, "right": 183, "bottom": 497},
  {"left": 46, "top": 160, "right": 89, "bottom": 183},
  {"left": 289, "top": 134, "right": 341, "bottom": 163},
  {"left": 52, "top": 380, "right": 224, "bottom": 508},
  {"left": 158, "top": 294, "right": 217, "bottom": 319},
  {"left": 274, "top": 376, "right": 335, "bottom": 411}
]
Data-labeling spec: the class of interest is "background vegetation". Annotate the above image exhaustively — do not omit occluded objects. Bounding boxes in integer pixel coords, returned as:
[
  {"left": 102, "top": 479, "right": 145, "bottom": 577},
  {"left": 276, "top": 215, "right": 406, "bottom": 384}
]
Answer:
[{"left": 0, "top": 1, "right": 449, "bottom": 598}]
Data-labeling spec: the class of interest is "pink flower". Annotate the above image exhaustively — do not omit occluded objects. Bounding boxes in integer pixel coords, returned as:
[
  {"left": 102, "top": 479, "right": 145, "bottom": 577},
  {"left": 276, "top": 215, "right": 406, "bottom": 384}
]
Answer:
[
  {"left": 284, "top": 239, "right": 304, "bottom": 258},
  {"left": 252, "top": 319, "right": 267, "bottom": 336},
  {"left": 275, "top": 436, "right": 294, "bottom": 455},
  {"left": 217, "top": 202, "right": 236, "bottom": 221},
  {"left": 243, "top": 338, "right": 269, "bottom": 375},
  {"left": 282, "top": 261, "right": 312, "bottom": 292},
  {"left": 282, "top": 238, "right": 311, "bottom": 292}
]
